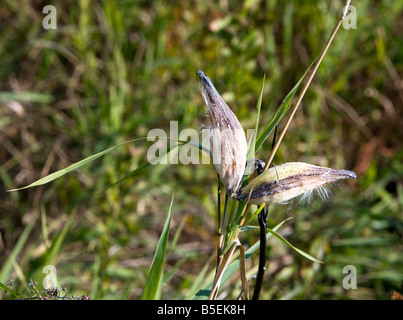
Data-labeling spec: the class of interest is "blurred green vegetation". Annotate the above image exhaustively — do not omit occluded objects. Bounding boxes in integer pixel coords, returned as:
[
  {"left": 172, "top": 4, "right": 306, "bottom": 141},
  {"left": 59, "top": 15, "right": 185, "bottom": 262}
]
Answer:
[{"left": 1, "top": 0, "right": 402, "bottom": 300}]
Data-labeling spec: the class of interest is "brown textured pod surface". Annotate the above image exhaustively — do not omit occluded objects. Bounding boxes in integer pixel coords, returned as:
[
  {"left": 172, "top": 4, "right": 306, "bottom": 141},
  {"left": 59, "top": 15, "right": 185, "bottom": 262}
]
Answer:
[{"left": 197, "top": 70, "right": 247, "bottom": 198}]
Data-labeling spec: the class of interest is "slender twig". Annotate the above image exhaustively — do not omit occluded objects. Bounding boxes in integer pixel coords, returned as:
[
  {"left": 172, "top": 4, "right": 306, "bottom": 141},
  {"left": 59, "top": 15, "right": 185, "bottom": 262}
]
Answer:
[
  {"left": 209, "top": 238, "right": 241, "bottom": 300},
  {"left": 264, "top": 0, "right": 352, "bottom": 171},
  {"left": 251, "top": 0, "right": 352, "bottom": 300},
  {"left": 216, "top": 173, "right": 222, "bottom": 272},
  {"left": 210, "top": 188, "right": 254, "bottom": 300},
  {"left": 217, "top": 173, "right": 221, "bottom": 234},
  {"left": 220, "top": 194, "right": 229, "bottom": 240},
  {"left": 239, "top": 244, "right": 249, "bottom": 300}
]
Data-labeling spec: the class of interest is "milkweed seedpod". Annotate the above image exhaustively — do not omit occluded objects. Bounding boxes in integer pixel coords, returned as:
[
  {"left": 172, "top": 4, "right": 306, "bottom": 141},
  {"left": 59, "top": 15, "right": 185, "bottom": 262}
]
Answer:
[
  {"left": 238, "top": 162, "right": 356, "bottom": 205},
  {"left": 197, "top": 70, "right": 247, "bottom": 198}
]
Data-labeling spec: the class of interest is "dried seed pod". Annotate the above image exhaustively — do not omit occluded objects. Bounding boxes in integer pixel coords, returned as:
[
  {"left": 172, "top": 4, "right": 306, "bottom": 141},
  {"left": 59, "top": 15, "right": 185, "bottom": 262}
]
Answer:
[
  {"left": 238, "top": 162, "right": 356, "bottom": 205},
  {"left": 197, "top": 70, "right": 247, "bottom": 198}
]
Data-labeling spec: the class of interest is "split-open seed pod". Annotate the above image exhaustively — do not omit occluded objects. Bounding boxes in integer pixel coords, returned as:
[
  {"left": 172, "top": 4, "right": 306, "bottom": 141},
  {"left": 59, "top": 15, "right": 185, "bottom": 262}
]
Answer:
[
  {"left": 238, "top": 162, "right": 356, "bottom": 205},
  {"left": 197, "top": 70, "right": 247, "bottom": 198}
]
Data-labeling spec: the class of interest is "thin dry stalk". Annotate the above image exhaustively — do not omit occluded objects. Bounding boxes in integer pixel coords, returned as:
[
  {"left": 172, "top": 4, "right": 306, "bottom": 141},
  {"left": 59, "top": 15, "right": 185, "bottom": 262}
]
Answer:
[
  {"left": 209, "top": 238, "right": 241, "bottom": 300},
  {"left": 264, "top": 0, "right": 352, "bottom": 171},
  {"left": 209, "top": 188, "right": 254, "bottom": 300}
]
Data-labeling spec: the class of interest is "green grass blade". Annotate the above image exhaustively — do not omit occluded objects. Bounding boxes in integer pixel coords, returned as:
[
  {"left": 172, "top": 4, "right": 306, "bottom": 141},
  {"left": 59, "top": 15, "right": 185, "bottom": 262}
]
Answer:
[
  {"left": 247, "top": 74, "right": 265, "bottom": 160},
  {"left": 9, "top": 136, "right": 200, "bottom": 194},
  {"left": 141, "top": 191, "right": 174, "bottom": 300},
  {"left": 191, "top": 217, "right": 292, "bottom": 300},
  {"left": 0, "top": 91, "right": 54, "bottom": 104},
  {"left": 239, "top": 226, "right": 260, "bottom": 232},
  {"left": 7, "top": 138, "right": 149, "bottom": 192},
  {"left": 0, "top": 281, "right": 23, "bottom": 299},
  {"left": 245, "top": 203, "right": 266, "bottom": 225},
  {"left": 46, "top": 211, "right": 76, "bottom": 265},
  {"left": 185, "top": 259, "right": 211, "bottom": 300},
  {"left": 96, "top": 138, "right": 195, "bottom": 196},
  {"left": 266, "top": 227, "right": 323, "bottom": 263},
  {"left": 95, "top": 161, "right": 152, "bottom": 196},
  {"left": 255, "top": 62, "right": 314, "bottom": 153},
  {"left": 0, "top": 215, "right": 37, "bottom": 283},
  {"left": 255, "top": 75, "right": 265, "bottom": 136},
  {"left": 26, "top": 210, "right": 77, "bottom": 287}
]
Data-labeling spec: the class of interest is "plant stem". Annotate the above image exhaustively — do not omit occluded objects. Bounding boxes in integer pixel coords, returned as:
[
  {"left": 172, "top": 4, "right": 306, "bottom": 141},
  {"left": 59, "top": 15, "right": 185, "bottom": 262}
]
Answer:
[
  {"left": 211, "top": 189, "right": 253, "bottom": 300},
  {"left": 239, "top": 244, "right": 249, "bottom": 300},
  {"left": 216, "top": 173, "right": 222, "bottom": 271},
  {"left": 251, "top": 118, "right": 276, "bottom": 300},
  {"left": 209, "top": 238, "right": 240, "bottom": 300},
  {"left": 252, "top": 205, "right": 269, "bottom": 300}
]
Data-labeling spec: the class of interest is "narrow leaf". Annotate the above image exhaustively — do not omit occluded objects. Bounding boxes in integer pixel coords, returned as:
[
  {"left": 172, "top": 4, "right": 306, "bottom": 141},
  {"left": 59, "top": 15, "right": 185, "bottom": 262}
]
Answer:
[
  {"left": 255, "top": 62, "right": 314, "bottom": 152},
  {"left": 141, "top": 192, "right": 174, "bottom": 300},
  {"left": 247, "top": 74, "right": 266, "bottom": 161},
  {"left": 0, "top": 282, "right": 23, "bottom": 299},
  {"left": 96, "top": 161, "right": 152, "bottom": 196},
  {"left": 98, "top": 137, "right": 197, "bottom": 195},
  {"left": 7, "top": 138, "right": 149, "bottom": 191},
  {"left": 255, "top": 75, "right": 265, "bottom": 136},
  {"left": 266, "top": 228, "right": 323, "bottom": 263},
  {"left": 0, "top": 215, "right": 37, "bottom": 283},
  {"left": 239, "top": 226, "right": 260, "bottom": 232},
  {"left": 0, "top": 91, "right": 54, "bottom": 104}
]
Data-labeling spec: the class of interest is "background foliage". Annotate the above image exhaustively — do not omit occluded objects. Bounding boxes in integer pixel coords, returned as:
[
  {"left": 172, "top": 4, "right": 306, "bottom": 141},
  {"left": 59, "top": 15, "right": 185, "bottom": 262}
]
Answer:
[{"left": 1, "top": 0, "right": 402, "bottom": 299}]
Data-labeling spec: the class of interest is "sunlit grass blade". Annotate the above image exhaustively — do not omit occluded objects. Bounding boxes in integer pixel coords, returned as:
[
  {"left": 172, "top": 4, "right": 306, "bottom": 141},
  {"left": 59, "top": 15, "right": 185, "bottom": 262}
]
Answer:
[
  {"left": 7, "top": 138, "right": 149, "bottom": 192},
  {"left": 9, "top": 136, "right": 206, "bottom": 194},
  {"left": 98, "top": 138, "right": 210, "bottom": 195},
  {"left": 244, "top": 203, "right": 266, "bottom": 225},
  {"left": 266, "top": 227, "right": 323, "bottom": 263},
  {"left": 255, "top": 75, "right": 265, "bottom": 137},
  {"left": 141, "top": 191, "right": 174, "bottom": 300},
  {"left": 247, "top": 74, "right": 265, "bottom": 161},
  {"left": 255, "top": 62, "right": 314, "bottom": 153}
]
